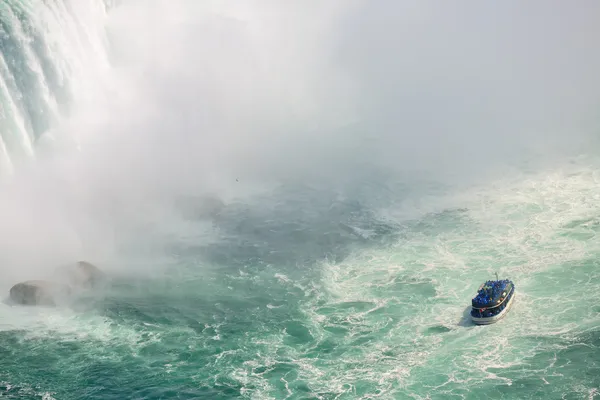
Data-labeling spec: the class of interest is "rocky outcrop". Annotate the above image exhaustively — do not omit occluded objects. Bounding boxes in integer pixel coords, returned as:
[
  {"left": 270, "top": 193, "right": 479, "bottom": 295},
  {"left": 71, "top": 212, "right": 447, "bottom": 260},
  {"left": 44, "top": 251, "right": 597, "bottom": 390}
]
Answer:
[
  {"left": 9, "top": 261, "right": 106, "bottom": 307},
  {"left": 56, "top": 261, "right": 106, "bottom": 289},
  {"left": 9, "top": 280, "right": 71, "bottom": 306}
]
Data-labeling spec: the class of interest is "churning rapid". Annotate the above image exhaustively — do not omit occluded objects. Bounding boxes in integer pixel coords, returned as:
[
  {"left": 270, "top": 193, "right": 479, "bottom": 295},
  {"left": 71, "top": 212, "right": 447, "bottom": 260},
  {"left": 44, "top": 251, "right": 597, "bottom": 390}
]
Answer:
[{"left": 1, "top": 0, "right": 600, "bottom": 399}]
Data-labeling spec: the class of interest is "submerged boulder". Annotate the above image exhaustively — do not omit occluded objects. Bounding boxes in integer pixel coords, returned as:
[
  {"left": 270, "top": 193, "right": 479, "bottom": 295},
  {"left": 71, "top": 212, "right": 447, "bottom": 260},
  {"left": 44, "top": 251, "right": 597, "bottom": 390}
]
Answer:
[{"left": 9, "top": 280, "right": 71, "bottom": 306}]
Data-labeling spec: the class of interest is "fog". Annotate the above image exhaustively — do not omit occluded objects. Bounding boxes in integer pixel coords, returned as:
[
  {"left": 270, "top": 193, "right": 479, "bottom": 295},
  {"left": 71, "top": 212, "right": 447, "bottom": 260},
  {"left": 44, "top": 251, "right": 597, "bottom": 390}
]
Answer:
[
  {"left": 93, "top": 0, "right": 600, "bottom": 189},
  {"left": 338, "top": 0, "right": 600, "bottom": 176},
  {"left": 1, "top": 0, "right": 600, "bottom": 283}
]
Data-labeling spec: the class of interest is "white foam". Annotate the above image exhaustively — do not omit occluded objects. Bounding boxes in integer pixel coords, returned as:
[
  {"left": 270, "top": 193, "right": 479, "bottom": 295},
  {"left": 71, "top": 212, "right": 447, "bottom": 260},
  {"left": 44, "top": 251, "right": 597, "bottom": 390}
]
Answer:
[
  {"left": 231, "top": 155, "right": 600, "bottom": 397},
  {"left": 0, "top": 299, "right": 155, "bottom": 352}
]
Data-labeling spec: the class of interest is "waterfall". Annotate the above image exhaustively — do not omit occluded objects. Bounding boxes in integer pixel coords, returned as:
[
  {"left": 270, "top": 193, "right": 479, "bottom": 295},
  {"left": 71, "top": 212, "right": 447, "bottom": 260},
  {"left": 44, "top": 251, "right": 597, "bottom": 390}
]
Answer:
[{"left": 0, "top": 0, "right": 112, "bottom": 175}]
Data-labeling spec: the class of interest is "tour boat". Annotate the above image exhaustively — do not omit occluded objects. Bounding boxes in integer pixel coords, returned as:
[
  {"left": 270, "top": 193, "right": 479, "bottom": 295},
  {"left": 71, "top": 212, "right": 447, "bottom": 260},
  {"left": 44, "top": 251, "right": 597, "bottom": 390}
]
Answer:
[{"left": 470, "top": 277, "right": 515, "bottom": 325}]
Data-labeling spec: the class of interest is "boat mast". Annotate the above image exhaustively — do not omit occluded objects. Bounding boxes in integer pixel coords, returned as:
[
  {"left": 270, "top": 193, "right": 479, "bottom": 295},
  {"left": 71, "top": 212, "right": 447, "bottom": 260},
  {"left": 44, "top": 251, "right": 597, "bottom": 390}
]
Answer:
[{"left": 495, "top": 272, "right": 499, "bottom": 281}]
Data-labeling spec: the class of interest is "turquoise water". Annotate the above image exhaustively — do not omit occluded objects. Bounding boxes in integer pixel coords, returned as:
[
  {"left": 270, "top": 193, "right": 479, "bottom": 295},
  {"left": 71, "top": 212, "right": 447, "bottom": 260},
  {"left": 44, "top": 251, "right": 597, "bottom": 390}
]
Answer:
[
  {"left": 3, "top": 164, "right": 600, "bottom": 399},
  {"left": 1, "top": 1, "right": 600, "bottom": 399}
]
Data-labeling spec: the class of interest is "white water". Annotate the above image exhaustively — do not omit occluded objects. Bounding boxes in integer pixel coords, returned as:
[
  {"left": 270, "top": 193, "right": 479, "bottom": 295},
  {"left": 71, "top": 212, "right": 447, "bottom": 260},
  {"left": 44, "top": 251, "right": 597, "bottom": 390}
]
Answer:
[{"left": 0, "top": 0, "right": 111, "bottom": 174}]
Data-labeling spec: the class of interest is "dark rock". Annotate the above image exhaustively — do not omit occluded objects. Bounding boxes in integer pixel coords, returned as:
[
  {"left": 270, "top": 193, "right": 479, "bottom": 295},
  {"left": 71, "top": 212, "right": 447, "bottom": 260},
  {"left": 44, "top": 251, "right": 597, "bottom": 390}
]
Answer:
[
  {"left": 9, "top": 280, "right": 71, "bottom": 306},
  {"left": 9, "top": 261, "right": 106, "bottom": 307}
]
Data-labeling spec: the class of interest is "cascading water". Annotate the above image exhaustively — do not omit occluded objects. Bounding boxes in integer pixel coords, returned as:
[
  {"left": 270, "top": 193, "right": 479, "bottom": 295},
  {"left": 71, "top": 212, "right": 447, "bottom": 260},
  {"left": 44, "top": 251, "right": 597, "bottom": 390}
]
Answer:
[
  {"left": 0, "top": 0, "right": 111, "bottom": 175},
  {"left": 1, "top": 1, "right": 600, "bottom": 399}
]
